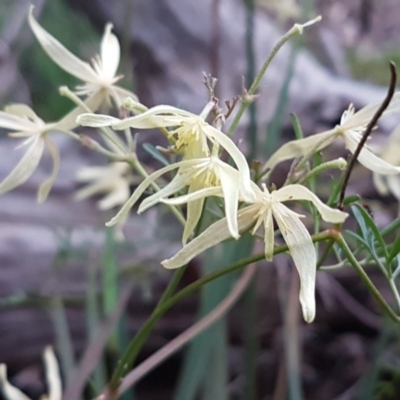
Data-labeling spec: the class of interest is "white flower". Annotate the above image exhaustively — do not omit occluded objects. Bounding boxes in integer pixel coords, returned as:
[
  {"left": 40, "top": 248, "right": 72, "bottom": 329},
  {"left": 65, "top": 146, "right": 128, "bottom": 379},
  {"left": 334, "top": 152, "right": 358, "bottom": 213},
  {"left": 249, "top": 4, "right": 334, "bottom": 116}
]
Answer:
[
  {"left": 0, "top": 346, "right": 61, "bottom": 400},
  {"left": 77, "top": 105, "right": 255, "bottom": 200},
  {"left": 263, "top": 93, "right": 400, "bottom": 176},
  {"left": 28, "top": 6, "right": 138, "bottom": 108},
  {"left": 372, "top": 125, "right": 400, "bottom": 207},
  {"left": 75, "top": 162, "right": 134, "bottom": 210},
  {"left": 162, "top": 183, "right": 348, "bottom": 323},
  {"left": 107, "top": 156, "right": 246, "bottom": 243},
  {"left": 0, "top": 104, "right": 81, "bottom": 201}
]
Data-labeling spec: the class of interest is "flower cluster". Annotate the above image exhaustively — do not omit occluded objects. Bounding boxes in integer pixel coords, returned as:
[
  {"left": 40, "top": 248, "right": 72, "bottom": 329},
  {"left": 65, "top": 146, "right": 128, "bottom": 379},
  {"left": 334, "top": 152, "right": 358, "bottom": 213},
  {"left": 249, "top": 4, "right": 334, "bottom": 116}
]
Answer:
[{"left": 2, "top": 8, "right": 400, "bottom": 326}]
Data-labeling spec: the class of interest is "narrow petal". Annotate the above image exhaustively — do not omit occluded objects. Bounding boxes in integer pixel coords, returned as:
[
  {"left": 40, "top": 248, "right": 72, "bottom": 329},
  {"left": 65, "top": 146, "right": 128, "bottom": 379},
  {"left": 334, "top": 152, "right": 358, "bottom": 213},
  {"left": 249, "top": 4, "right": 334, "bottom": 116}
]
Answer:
[
  {"left": 263, "top": 208, "right": 274, "bottom": 261},
  {"left": 345, "top": 131, "right": 400, "bottom": 175},
  {"left": 37, "top": 137, "right": 60, "bottom": 202},
  {"left": 274, "top": 184, "right": 348, "bottom": 223},
  {"left": 206, "top": 126, "right": 254, "bottom": 201},
  {"left": 161, "top": 206, "right": 256, "bottom": 269},
  {"left": 343, "top": 92, "right": 400, "bottom": 131},
  {"left": 0, "top": 364, "right": 31, "bottom": 400},
  {"left": 372, "top": 172, "right": 390, "bottom": 196},
  {"left": 28, "top": 7, "right": 98, "bottom": 83},
  {"left": 77, "top": 113, "right": 121, "bottom": 128},
  {"left": 160, "top": 187, "right": 222, "bottom": 204},
  {"left": 0, "top": 110, "right": 39, "bottom": 132},
  {"left": 386, "top": 175, "right": 400, "bottom": 199},
  {"left": 263, "top": 130, "right": 337, "bottom": 174},
  {"left": 106, "top": 159, "right": 200, "bottom": 226},
  {"left": 98, "top": 184, "right": 129, "bottom": 210},
  {"left": 273, "top": 203, "right": 316, "bottom": 323},
  {"left": 74, "top": 181, "right": 106, "bottom": 201},
  {"left": 100, "top": 24, "right": 120, "bottom": 79},
  {"left": 4, "top": 104, "right": 41, "bottom": 122},
  {"left": 43, "top": 347, "right": 61, "bottom": 400},
  {"left": 182, "top": 179, "right": 205, "bottom": 244},
  {"left": 216, "top": 162, "right": 240, "bottom": 238},
  {"left": 138, "top": 172, "right": 189, "bottom": 213},
  {"left": 0, "top": 137, "right": 44, "bottom": 194},
  {"left": 111, "top": 105, "right": 194, "bottom": 130}
]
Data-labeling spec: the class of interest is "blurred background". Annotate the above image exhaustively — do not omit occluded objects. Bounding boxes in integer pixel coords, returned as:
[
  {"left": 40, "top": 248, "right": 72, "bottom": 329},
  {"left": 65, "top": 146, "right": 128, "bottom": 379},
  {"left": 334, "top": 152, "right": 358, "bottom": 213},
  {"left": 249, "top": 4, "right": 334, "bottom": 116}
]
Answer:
[{"left": 1, "top": 0, "right": 400, "bottom": 399}]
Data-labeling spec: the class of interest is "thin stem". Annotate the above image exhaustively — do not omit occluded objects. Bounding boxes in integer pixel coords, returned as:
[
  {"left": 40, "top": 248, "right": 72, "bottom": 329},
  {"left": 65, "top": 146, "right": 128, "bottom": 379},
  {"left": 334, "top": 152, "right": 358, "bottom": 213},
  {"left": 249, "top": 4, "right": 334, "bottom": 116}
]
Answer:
[
  {"left": 227, "top": 17, "right": 321, "bottom": 137},
  {"left": 60, "top": 87, "right": 128, "bottom": 155},
  {"left": 338, "top": 62, "right": 397, "bottom": 209},
  {"left": 117, "top": 264, "right": 256, "bottom": 394},
  {"left": 337, "top": 235, "right": 400, "bottom": 322},
  {"left": 299, "top": 158, "right": 347, "bottom": 185},
  {"left": 105, "top": 230, "right": 333, "bottom": 392}
]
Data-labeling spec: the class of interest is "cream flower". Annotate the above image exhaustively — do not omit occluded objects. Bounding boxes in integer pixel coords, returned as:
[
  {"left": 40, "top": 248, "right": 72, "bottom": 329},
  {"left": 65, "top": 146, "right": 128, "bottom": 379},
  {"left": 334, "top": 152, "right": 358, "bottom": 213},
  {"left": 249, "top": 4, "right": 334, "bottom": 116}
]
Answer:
[
  {"left": 77, "top": 105, "right": 254, "bottom": 200},
  {"left": 263, "top": 93, "right": 400, "bottom": 176},
  {"left": 373, "top": 125, "right": 400, "bottom": 207},
  {"left": 0, "top": 103, "right": 83, "bottom": 201},
  {"left": 162, "top": 183, "right": 348, "bottom": 323},
  {"left": 106, "top": 156, "right": 246, "bottom": 242},
  {"left": 75, "top": 161, "right": 134, "bottom": 210},
  {"left": 0, "top": 346, "right": 61, "bottom": 400},
  {"left": 28, "top": 6, "right": 137, "bottom": 108}
]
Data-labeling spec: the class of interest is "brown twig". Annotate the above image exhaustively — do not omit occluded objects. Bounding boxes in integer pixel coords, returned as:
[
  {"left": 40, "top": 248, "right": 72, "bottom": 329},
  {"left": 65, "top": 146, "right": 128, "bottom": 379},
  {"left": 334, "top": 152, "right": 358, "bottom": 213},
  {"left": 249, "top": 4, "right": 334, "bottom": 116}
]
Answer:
[{"left": 338, "top": 62, "right": 397, "bottom": 209}]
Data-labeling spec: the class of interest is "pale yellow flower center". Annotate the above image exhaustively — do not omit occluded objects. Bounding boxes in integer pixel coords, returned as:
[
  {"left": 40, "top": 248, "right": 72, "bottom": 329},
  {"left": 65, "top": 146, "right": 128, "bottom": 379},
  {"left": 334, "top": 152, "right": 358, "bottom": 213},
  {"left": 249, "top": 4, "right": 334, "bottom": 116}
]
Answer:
[{"left": 169, "top": 118, "right": 209, "bottom": 153}]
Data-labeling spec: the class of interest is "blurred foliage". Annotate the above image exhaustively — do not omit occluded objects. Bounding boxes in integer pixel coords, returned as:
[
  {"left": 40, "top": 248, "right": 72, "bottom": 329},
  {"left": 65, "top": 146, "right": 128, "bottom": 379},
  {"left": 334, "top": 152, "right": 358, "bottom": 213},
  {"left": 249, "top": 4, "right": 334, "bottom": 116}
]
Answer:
[
  {"left": 347, "top": 48, "right": 400, "bottom": 87},
  {"left": 19, "top": 0, "right": 100, "bottom": 121}
]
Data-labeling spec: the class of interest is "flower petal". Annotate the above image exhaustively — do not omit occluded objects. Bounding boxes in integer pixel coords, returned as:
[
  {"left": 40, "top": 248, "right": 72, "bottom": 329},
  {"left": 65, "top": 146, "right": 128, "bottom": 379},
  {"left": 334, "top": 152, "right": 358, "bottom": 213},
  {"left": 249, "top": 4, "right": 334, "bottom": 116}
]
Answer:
[
  {"left": 98, "top": 183, "right": 129, "bottom": 210},
  {"left": 263, "top": 130, "right": 337, "bottom": 175},
  {"left": 37, "top": 137, "right": 60, "bottom": 203},
  {"left": 182, "top": 179, "right": 205, "bottom": 244},
  {"left": 100, "top": 24, "right": 120, "bottom": 79},
  {"left": 106, "top": 159, "right": 200, "bottom": 226},
  {"left": 263, "top": 208, "right": 274, "bottom": 261},
  {"left": 0, "top": 137, "right": 44, "bottom": 194},
  {"left": 274, "top": 184, "right": 348, "bottom": 223},
  {"left": 76, "top": 113, "right": 121, "bottom": 128},
  {"left": 345, "top": 131, "right": 400, "bottom": 175},
  {"left": 372, "top": 172, "right": 390, "bottom": 196},
  {"left": 111, "top": 105, "right": 194, "bottom": 130},
  {"left": 161, "top": 205, "right": 256, "bottom": 269},
  {"left": 273, "top": 203, "right": 316, "bottom": 323},
  {"left": 28, "top": 6, "right": 98, "bottom": 84},
  {"left": 206, "top": 126, "right": 254, "bottom": 201},
  {"left": 0, "top": 364, "right": 31, "bottom": 400},
  {"left": 0, "top": 109, "right": 40, "bottom": 132},
  {"left": 138, "top": 172, "right": 189, "bottom": 213},
  {"left": 386, "top": 175, "right": 400, "bottom": 199},
  {"left": 43, "top": 346, "right": 62, "bottom": 400},
  {"left": 343, "top": 92, "right": 400, "bottom": 131},
  {"left": 216, "top": 162, "right": 240, "bottom": 238}
]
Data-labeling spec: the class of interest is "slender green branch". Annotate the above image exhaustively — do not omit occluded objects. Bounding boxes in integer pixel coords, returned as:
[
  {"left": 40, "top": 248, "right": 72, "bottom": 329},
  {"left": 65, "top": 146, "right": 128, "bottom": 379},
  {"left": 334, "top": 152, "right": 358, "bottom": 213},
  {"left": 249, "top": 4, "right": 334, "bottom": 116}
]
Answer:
[
  {"left": 226, "top": 17, "right": 321, "bottom": 137},
  {"left": 337, "top": 235, "right": 400, "bottom": 322},
  {"left": 299, "top": 158, "right": 347, "bottom": 185}
]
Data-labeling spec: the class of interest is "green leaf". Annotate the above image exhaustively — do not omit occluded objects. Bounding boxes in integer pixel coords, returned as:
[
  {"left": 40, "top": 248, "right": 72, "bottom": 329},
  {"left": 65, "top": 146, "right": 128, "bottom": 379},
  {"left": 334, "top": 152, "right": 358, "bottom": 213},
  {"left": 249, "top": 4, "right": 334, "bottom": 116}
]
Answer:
[
  {"left": 389, "top": 234, "right": 400, "bottom": 264},
  {"left": 351, "top": 204, "right": 389, "bottom": 262},
  {"left": 142, "top": 143, "right": 170, "bottom": 166}
]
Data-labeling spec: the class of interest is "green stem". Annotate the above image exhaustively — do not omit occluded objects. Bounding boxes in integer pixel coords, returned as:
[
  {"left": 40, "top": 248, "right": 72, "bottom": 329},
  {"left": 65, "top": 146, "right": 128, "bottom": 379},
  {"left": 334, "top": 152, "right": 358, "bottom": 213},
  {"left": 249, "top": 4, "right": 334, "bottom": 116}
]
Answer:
[
  {"left": 227, "top": 18, "right": 320, "bottom": 137},
  {"left": 298, "top": 158, "right": 347, "bottom": 185},
  {"left": 337, "top": 235, "right": 400, "bottom": 323},
  {"left": 108, "top": 230, "right": 333, "bottom": 389}
]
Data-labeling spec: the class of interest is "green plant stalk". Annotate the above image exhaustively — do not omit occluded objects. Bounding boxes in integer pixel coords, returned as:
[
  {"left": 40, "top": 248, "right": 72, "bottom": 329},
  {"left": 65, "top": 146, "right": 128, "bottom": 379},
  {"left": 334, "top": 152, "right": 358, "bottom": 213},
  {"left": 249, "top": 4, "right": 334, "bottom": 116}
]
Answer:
[
  {"left": 299, "top": 158, "right": 347, "bottom": 185},
  {"left": 337, "top": 235, "right": 400, "bottom": 323},
  {"left": 227, "top": 22, "right": 309, "bottom": 137},
  {"left": 108, "top": 230, "right": 333, "bottom": 390},
  {"left": 381, "top": 217, "right": 400, "bottom": 237}
]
